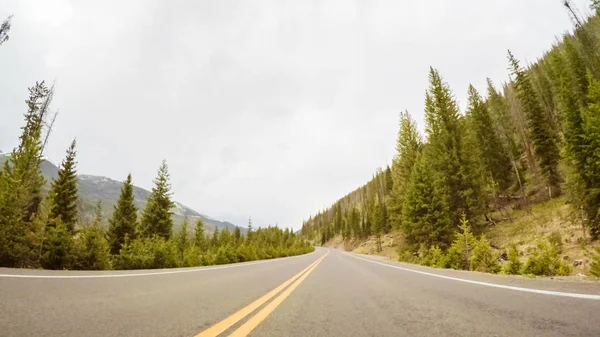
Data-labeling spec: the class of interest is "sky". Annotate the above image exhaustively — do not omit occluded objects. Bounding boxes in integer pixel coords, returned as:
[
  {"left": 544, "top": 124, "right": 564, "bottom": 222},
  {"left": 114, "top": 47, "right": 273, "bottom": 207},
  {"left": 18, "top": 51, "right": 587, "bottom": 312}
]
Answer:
[{"left": 0, "top": 0, "right": 592, "bottom": 229}]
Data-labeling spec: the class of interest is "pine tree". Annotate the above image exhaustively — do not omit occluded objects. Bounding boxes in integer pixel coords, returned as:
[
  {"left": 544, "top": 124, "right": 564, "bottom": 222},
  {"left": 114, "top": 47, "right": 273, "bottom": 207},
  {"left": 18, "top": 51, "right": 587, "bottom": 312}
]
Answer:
[
  {"left": 503, "top": 244, "right": 523, "bottom": 275},
  {"left": 530, "top": 63, "right": 560, "bottom": 136},
  {"left": 466, "top": 85, "right": 513, "bottom": 191},
  {"left": 582, "top": 75, "right": 600, "bottom": 238},
  {"left": 508, "top": 50, "right": 562, "bottom": 194},
  {"left": 445, "top": 215, "right": 478, "bottom": 270},
  {"left": 234, "top": 226, "right": 242, "bottom": 243},
  {"left": 140, "top": 160, "right": 174, "bottom": 239},
  {"left": 220, "top": 226, "right": 231, "bottom": 246},
  {"left": 72, "top": 202, "right": 112, "bottom": 270},
  {"left": 564, "top": 38, "right": 589, "bottom": 108},
  {"left": 93, "top": 200, "right": 103, "bottom": 226},
  {"left": 107, "top": 174, "right": 138, "bottom": 254},
  {"left": 384, "top": 165, "right": 393, "bottom": 195},
  {"left": 76, "top": 225, "right": 112, "bottom": 270},
  {"left": 41, "top": 218, "right": 73, "bottom": 270},
  {"left": 194, "top": 218, "right": 206, "bottom": 251},
  {"left": 48, "top": 140, "right": 79, "bottom": 233},
  {"left": 211, "top": 226, "right": 220, "bottom": 248},
  {"left": 470, "top": 234, "right": 500, "bottom": 273},
  {"left": 0, "top": 82, "right": 52, "bottom": 267},
  {"left": 389, "top": 111, "right": 422, "bottom": 230},
  {"left": 423, "top": 68, "right": 486, "bottom": 226},
  {"left": 554, "top": 49, "right": 587, "bottom": 173},
  {"left": 176, "top": 218, "right": 189, "bottom": 255},
  {"left": 401, "top": 153, "right": 452, "bottom": 248},
  {"left": 486, "top": 79, "right": 521, "bottom": 162}
]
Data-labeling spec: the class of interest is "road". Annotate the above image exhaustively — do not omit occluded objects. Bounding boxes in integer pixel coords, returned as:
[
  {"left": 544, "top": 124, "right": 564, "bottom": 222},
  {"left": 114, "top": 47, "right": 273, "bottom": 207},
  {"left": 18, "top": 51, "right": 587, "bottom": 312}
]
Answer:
[{"left": 1, "top": 248, "right": 600, "bottom": 337}]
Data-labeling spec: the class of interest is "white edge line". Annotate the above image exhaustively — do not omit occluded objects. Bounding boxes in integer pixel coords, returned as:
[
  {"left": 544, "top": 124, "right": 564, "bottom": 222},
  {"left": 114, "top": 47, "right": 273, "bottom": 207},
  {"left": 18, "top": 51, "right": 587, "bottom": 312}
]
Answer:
[
  {"left": 342, "top": 251, "right": 600, "bottom": 300},
  {"left": 0, "top": 250, "right": 320, "bottom": 279}
]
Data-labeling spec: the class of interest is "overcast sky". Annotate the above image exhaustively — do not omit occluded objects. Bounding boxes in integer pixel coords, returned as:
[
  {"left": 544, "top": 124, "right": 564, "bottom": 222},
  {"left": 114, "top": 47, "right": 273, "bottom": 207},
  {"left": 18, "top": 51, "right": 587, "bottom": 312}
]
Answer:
[{"left": 0, "top": 0, "right": 591, "bottom": 229}]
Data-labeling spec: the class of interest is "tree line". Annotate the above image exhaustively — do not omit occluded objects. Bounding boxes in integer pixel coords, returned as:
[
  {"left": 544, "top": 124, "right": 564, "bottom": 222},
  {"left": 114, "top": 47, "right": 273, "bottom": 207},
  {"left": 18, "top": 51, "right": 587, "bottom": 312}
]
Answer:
[
  {"left": 0, "top": 82, "right": 312, "bottom": 270},
  {"left": 0, "top": 20, "right": 312, "bottom": 269},
  {"left": 301, "top": 2, "right": 600, "bottom": 276}
]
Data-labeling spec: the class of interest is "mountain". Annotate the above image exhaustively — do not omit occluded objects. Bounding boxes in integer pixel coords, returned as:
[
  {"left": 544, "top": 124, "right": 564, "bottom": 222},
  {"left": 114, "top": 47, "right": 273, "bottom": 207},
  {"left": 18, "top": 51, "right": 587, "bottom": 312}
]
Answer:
[{"left": 0, "top": 153, "right": 242, "bottom": 233}]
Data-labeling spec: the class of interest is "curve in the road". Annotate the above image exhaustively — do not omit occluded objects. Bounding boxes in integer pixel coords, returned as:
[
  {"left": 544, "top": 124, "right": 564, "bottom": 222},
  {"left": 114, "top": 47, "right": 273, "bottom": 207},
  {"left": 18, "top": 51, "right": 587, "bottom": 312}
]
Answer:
[{"left": 344, "top": 251, "right": 600, "bottom": 300}]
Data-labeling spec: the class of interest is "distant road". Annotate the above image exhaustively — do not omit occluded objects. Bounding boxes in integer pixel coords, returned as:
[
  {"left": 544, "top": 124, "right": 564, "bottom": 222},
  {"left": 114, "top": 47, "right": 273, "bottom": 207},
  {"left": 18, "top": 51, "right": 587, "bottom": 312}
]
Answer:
[{"left": 1, "top": 248, "right": 600, "bottom": 336}]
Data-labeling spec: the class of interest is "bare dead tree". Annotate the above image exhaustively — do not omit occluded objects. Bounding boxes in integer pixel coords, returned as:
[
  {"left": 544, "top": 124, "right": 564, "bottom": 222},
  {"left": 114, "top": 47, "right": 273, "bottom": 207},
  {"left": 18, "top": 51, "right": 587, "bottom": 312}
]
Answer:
[{"left": 0, "top": 15, "right": 13, "bottom": 46}]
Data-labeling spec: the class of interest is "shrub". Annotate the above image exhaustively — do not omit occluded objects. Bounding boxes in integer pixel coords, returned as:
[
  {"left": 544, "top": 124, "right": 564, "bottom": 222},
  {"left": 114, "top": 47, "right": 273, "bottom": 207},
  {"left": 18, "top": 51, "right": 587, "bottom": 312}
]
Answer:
[
  {"left": 521, "top": 239, "right": 572, "bottom": 276},
  {"left": 470, "top": 235, "right": 500, "bottom": 273},
  {"left": 397, "top": 247, "right": 417, "bottom": 263},
  {"left": 445, "top": 216, "right": 477, "bottom": 270},
  {"left": 547, "top": 231, "right": 563, "bottom": 253},
  {"left": 181, "top": 245, "right": 202, "bottom": 267},
  {"left": 72, "top": 225, "right": 112, "bottom": 270},
  {"left": 502, "top": 245, "right": 522, "bottom": 275},
  {"left": 591, "top": 247, "right": 600, "bottom": 277},
  {"left": 424, "top": 245, "right": 445, "bottom": 268},
  {"left": 41, "top": 219, "right": 74, "bottom": 270},
  {"left": 115, "top": 236, "right": 178, "bottom": 270}
]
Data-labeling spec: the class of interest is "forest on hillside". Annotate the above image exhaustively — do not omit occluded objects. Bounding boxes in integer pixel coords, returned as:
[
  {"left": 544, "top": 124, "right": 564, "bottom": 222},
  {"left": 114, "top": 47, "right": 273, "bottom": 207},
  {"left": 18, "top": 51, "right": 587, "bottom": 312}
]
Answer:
[
  {"left": 301, "top": 1, "right": 600, "bottom": 277},
  {"left": 0, "top": 17, "right": 313, "bottom": 270}
]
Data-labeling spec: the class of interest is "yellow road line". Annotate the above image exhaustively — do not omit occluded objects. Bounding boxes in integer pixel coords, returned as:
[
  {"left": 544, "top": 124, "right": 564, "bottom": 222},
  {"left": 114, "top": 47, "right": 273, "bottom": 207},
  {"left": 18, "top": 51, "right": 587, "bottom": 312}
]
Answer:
[
  {"left": 228, "top": 251, "right": 328, "bottom": 337},
  {"left": 195, "top": 253, "right": 327, "bottom": 337}
]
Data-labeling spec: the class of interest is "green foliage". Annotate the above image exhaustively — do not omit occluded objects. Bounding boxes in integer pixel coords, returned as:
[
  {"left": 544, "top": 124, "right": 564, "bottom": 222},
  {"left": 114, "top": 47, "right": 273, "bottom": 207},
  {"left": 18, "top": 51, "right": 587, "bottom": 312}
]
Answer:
[
  {"left": 508, "top": 50, "right": 562, "bottom": 192},
  {"left": 470, "top": 235, "right": 500, "bottom": 273},
  {"left": 421, "top": 245, "right": 445, "bottom": 268},
  {"left": 424, "top": 68, "right": 486, "bottom": 227},
  {"left": 590, "top": 247, "right": 600, "bottom": 277},
  {"left": 521, "top": 239, "right": 572, "bottom": 276},
  {"left": 72, "top": 223, "right": 112, "bottom": 270},
  {"left": 180, "top": 245, "right": 201, "bottom": 267},
  {"left": 114, "top": 235, "right": 178, "bottom": 270},
  {"left": 389, "top": 111, "right": 422, "bottom": 229},
  {"left": 466, "top": 84, "right": 513, "bottom": 191},
  {"left": 220, "top": 226, "right": 232, "bottom": 246},
  {"left": 445, "top": 215, "right": 478, "bottom": 270},
  {"left": 401, "top": 153, "right": 452, "bottom": 248},
  {"left": 194, "top": 219, "right": 206, "bottom": 251},
  {"left": 547, "top": 231, "right": 564, "bottom": 253},
  {"left": 503, "top": 245, "right": 523, "bottom": 275},
  {"left": 176, "top": 217, "right": 189, "bottom": 255},
  {"left": 107, "top": 174, "right": 138, "bottom": 254},
  {"left": 0, "top": 84, "right": 313, "bottom": 271},
  {"left": 233, "top": 226, "right": 242, "bottom": 243},
  {"left": 41, "top": 218, "right": 73, "bottom": 270},
  {"left": 581, "top": 75, "right": 600, "bottom": 238},
  {"left": 486, "top": 79, "right": 521, "bottom": 163},
  {"left": 140, "top": 160, "right": 174, "bottom": 239},
  {"left": 211, "top": 226, "right": 220, "bottom": 248},
  {"left": 0, "top": 82, "right": 52, "bottom": 267},
  {"left": 48, "top": 140, "right": 79, "bottom": 233}
]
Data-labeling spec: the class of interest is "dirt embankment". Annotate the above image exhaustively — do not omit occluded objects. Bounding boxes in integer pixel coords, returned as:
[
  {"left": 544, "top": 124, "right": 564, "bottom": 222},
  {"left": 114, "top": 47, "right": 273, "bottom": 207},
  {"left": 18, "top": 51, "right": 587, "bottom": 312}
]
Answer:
[{"left": 323, "top": 197, "right": 600, "bottom": 278}]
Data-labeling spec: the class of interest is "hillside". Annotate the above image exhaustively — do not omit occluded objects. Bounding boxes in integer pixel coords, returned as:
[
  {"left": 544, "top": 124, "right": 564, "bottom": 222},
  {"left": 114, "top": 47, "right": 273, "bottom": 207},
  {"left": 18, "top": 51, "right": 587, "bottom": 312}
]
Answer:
[
  {"left": 301, "top": 8, "right": 600, "bottom": 278},
  {"left": 0, "top": 153, "right": 242, "bottom": 233}
]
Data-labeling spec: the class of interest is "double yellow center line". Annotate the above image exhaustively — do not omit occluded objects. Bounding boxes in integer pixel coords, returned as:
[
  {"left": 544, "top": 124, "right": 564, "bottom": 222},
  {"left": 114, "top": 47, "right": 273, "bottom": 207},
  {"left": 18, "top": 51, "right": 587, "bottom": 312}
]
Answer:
[{"left": 195, "top": 251, "right": 328, "bottom": 337}]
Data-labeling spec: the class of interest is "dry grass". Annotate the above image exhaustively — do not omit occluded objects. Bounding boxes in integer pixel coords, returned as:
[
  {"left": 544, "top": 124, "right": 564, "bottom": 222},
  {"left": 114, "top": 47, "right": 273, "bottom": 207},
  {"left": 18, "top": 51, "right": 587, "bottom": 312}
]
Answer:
[
  {"left": 351, "top": 232, "right": 403, "bottom": 260},
  {"left": 485, "top": 196, "right": 600, "bottom": 276},
  {"left": 327, "top": 197, "right": 600, "bottom": 277},
  {"left": 323, "top": 232, "right": 403, "bottom": 260}
]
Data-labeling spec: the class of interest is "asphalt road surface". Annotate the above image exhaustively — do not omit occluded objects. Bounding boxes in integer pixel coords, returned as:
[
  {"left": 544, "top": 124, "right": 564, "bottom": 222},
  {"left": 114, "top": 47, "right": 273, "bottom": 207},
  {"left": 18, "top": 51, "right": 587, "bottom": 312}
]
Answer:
[{"left": 1, "top": 247, "right": 600, "bottom": 337}]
